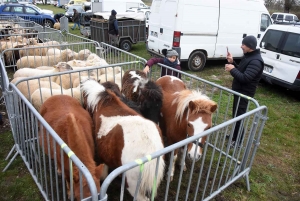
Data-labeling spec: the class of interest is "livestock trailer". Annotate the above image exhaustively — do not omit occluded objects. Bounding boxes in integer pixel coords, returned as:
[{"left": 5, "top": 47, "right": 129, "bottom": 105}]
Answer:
[
  {"left": 90, "top": 12, "right": 146, "bottom": 52},
  {"left": 1, "top": 42, "right": 268, "bottom": 200}
]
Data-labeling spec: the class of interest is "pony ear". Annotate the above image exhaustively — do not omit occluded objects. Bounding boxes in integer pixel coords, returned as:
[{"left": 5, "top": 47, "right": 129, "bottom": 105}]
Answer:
[
  {"left": 188, "top": 101, "right": 197, "bottom": 111},
  {"left": 210, "top": 102, "right": 218, "bottom": 113}
]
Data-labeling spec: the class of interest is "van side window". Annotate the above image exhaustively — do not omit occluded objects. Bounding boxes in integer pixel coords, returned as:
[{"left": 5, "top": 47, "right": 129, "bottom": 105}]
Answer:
[
  {"left": 277, "top": 14, "right": 284, "bottom": 21},
  {"left": 260, "top": 29, "right": 283, "bottom": 52},
  {"left": 271, "top": 14, "right": 277, "bottom": 20},
  {"left": 285, "top": 15, "right": 293, "bottom": 22},
  {"left": 261, "top": 14, "right": 272, "bottom": 31},
  {"left": 281, "top": 33, "right": 300, "bottom": 58}
]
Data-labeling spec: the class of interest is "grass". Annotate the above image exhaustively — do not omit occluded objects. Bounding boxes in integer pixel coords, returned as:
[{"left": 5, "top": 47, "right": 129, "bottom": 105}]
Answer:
[{"left": 0, "top": 4, "right": 300, "bottom": 201}]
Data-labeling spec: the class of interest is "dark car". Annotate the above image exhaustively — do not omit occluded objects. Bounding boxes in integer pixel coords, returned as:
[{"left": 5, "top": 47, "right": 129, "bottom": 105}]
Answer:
[
  {"left": 0, "top": 3, "right": 55, "bottom": 27},
  {"left": 64, "top": 5, "right": 85, "bottom": 22}
]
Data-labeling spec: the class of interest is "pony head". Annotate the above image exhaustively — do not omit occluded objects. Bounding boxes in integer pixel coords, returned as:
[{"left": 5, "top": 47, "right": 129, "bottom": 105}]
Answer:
[{"left": 174, "top": 90, "right": 217, "bottom": 161}]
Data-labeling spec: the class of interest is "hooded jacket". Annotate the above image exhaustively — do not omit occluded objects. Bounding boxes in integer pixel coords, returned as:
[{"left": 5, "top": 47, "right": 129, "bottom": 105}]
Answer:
[
  {"left": 108, "top": 15, "right": 118, "bottom": 35},
  {"left": 230, "top": 49, "right": 264, "bottom": 97}
]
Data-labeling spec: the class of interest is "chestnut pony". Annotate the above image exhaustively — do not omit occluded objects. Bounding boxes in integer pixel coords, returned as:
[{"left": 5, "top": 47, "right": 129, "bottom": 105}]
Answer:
[
  {"left": 81, "top": 79, "right": 165, "bottom": 201},
  {"left": 39, "top": 95, "right": 105, "bottom": 200},
  {"left": 156, "top": 76, "right": 217, "bottom": 181}
]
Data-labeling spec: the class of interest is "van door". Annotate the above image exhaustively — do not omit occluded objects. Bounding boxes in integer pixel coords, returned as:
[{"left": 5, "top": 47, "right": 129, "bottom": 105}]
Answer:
[
  {"left": 157, "top": 0, "right": 178, "bottom": 51},
  {"left": 259, "top": 29, "right": 285, "bottom": 80},
  {"left": 275, "top": 32, "right": 300, "bottom": 83},
  {"left": 147, "top": 0, "right": 178, "bottom": 54}
]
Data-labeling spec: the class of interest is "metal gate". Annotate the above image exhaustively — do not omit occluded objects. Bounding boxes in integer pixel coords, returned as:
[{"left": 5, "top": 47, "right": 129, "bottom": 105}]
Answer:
[{"left": 1, "top": 42, "right": 268, "bottom": 200}]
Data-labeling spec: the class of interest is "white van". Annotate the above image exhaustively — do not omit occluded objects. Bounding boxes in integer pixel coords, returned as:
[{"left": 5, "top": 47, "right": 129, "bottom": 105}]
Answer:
[
  {"left": 271, "top": 12, "right": 299, "bottom": 24},
  {"left": 259, "top": 24, "right": 300, "bottom": 91},
  {"left": 147, "top": 0, "right": 272, "bottom": 71}
]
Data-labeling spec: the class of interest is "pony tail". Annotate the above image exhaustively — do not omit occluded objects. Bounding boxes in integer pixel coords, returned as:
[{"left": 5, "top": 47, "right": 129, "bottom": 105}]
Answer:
[{"left": 140, "top": 157, "right": 165, "bottom": 198}]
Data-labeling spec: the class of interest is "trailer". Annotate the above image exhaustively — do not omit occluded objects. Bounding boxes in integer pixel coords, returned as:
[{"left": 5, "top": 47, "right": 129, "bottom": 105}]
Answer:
[{"left": 88, "top": 12, "right": 146, "bottom": 51}]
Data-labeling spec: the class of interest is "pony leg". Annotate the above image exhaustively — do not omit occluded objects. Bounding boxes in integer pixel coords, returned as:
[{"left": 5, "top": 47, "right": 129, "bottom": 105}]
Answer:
[
  {"left": 180, "top": 148, "right": 187, "bottom": 171},
  {"left": 169, "top": 154, "right": 177, "bottom": 181}
]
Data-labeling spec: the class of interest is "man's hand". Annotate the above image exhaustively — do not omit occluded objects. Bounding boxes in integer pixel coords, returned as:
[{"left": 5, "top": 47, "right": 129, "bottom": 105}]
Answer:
[
  {"left": 227, "top": 51, "right": 233, "bottom": 63},
  {"left": 225, "top": 64, "right": 235, "bottom": 72},
  {"left": 143, "top": 65, "right": 150, "bottom": 74}
]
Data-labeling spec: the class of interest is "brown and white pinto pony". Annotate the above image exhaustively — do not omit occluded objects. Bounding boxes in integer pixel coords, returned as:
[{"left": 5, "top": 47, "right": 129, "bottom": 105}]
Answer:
[
  {"left": 81, "top": 79, "right": 165, "bottom": 201},
  {"left": 121, "top": 69, "right": 163, "bottom": 124},
  {"left": 156, "top": 75, "right": 217, "bottom": 181},
  {"left": 39, "top": 95, "right": 106, "bottom": 200}
]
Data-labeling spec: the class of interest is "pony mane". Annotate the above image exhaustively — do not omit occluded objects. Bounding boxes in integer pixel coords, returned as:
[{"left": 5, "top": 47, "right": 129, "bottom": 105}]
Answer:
[
  {"left": 139, "top": 80, "right": 163, "bottom": 101},
  {"left": 173, "top": 90, "right": 210, "bottom": 122},
  {"left": 80, "top": 79, "right": 105, "bottom": 112}
]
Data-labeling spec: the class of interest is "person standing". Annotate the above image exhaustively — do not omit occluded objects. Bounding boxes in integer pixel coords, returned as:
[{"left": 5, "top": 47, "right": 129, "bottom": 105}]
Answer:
[
  {"left": 225, "top": 35, "right": 264, "bottom": 148},
  {"left": 71, "top": 9, "right": 80, "bottom": 30},
  {"left": 143, "top": 49, "right": 181, "bottom": 78},
  {"left": 108, "top": 9, "right": 119, "bottom": 48}
]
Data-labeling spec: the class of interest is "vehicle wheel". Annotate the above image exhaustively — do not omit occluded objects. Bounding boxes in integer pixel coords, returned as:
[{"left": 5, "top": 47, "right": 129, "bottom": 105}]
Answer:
[
  {"left": 119, "top": 39, "right": 132, "bottom": 52},
  {"left": 188, "top": 51, "right": 206, "bottom": 71},
  {"left": 44, "top": 20, "right": 54, "bottom": 28}
]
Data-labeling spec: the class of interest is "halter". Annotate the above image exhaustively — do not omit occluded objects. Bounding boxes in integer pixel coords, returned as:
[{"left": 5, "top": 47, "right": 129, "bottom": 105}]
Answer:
[{"left": 186, "top": 107, "right": 205, "bottom": 149}]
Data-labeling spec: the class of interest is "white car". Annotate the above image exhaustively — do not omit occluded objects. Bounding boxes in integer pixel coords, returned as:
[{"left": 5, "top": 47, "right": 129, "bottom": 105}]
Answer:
[{"left": 260, "top": 24, "right": 300, "bottom": 91}]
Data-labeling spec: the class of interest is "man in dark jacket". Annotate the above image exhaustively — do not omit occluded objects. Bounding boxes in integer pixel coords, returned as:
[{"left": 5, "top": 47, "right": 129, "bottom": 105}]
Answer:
[
  {"left": 108, "top": 9, "right": 119, "bottom": 47},
  {"left": 71, "top": 9, "right": 80, "bottom": 30},
  {"left": 225, "top": 35, "right": 264, "bottom": 148},
  {"left": 54, "top": 13, "right": 65, "bottom": 22}
]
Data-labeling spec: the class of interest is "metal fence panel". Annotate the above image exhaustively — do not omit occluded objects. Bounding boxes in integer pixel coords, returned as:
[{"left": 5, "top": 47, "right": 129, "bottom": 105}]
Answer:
[{"left": 1, "top": 43, "right": 268, "bottom": 201}]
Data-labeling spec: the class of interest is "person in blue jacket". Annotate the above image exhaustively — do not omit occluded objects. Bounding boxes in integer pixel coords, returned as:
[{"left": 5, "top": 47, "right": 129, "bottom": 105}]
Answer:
[{"left": 108, "top": 9, "right": 119, "bottom": 47}]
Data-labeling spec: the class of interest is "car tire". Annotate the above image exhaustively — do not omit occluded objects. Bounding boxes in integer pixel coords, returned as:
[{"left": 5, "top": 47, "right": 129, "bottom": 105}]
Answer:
[
  {"left": 119, "top": 39, "right": 132, "bottom": 52},
  {"left": 44, "top": 19, "right": 54, "bottom": 28},
  {"left": 188, "top": 51, "right": 206, "bottom": 71}
]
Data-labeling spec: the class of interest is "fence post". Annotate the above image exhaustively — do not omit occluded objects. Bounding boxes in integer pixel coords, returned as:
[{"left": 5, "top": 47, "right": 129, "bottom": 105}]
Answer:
[{"left": 60, "top": 16, "right": 69, "bottom": 32}]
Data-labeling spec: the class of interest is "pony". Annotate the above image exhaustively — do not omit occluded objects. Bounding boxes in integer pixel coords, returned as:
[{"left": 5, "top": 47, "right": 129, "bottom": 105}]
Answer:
[
  {"left": 121, "top": 69, "right": 163, "bottom": 124},
  {"left": 156, "top": 75, "right": 217, "bottom": 181},
  {"left": 81, "top": 79, "right": 165, "bottom": 201},
  {"left": 101, "top": 81, "right": 142, "bottom": 114},
  {"left": 39, "top": 95, "right": 106, "bottom": 200}
]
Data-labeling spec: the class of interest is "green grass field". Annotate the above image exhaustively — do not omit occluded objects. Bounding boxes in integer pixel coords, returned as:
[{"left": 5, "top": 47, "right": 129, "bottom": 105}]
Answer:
[{"left": 0, "top": 4, "right": 299, "bottom": 201}]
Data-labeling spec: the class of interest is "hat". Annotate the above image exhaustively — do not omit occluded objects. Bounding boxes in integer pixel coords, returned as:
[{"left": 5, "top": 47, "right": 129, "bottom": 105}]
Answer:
[
  {"left": 162, "top": 49, "right": 178, "bottom": 57},
  {"left": 242, "top": 35, "right": 257, "bottom": 50},
  {"left": 111, "top": 10, "right": 117, "bottom": 16}
]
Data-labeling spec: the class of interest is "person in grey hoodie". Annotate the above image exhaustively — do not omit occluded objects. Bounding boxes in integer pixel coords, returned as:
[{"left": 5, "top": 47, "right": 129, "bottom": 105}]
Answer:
[{"left": 108, "top": 9, "right": 119, "bottom": 47}]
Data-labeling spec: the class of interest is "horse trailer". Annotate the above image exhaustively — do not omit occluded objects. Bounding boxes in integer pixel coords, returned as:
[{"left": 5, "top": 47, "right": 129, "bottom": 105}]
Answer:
[
  {"left": 90, "top": 12, "right": 146, "bottom": 52},
  {"left": 1, "top": 41, "right": 268, "bottom": 200}
]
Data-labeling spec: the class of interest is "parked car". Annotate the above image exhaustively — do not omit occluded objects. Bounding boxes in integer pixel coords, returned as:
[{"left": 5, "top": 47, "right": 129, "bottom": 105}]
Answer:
[
  {"left": 64, "top": 0, "right": 85, "bottom": 11},
  {"left": 0, "top": 3, "right": 55, "bottom": 27},
  {"left": 64, "top": 4, "right": 84, "bottom": 21},
  {"left": 259, "top": 24, "right": 300, "bottom": 91},
  {"left": 271, "top": 12, "right": 299, "bottom": 24}
]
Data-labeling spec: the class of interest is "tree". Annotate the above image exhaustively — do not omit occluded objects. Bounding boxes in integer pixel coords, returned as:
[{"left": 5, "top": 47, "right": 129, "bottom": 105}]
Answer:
[{"left": 284, "top": 0, "right": 299, "bottom": 12}]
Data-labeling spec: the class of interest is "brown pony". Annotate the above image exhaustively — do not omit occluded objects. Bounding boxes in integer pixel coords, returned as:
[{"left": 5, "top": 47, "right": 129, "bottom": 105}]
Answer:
[
  {"left": 81, "top": 79, "right": 165, "bottom": 201},
  {"left": 156, "top": 75, "right": 217, "bottom": 181},
  {"left": 39, "top": 95, "right": 105, "bottom": 200}
]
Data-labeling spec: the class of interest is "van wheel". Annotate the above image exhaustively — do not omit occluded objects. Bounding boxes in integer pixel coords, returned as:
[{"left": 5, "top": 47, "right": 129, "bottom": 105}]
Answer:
[
  {"left": 188, "top": 51, "right": 206, "bottom": 71},
  {"left": 119, "top": 39, "right": 132, "bottom": 52}
]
